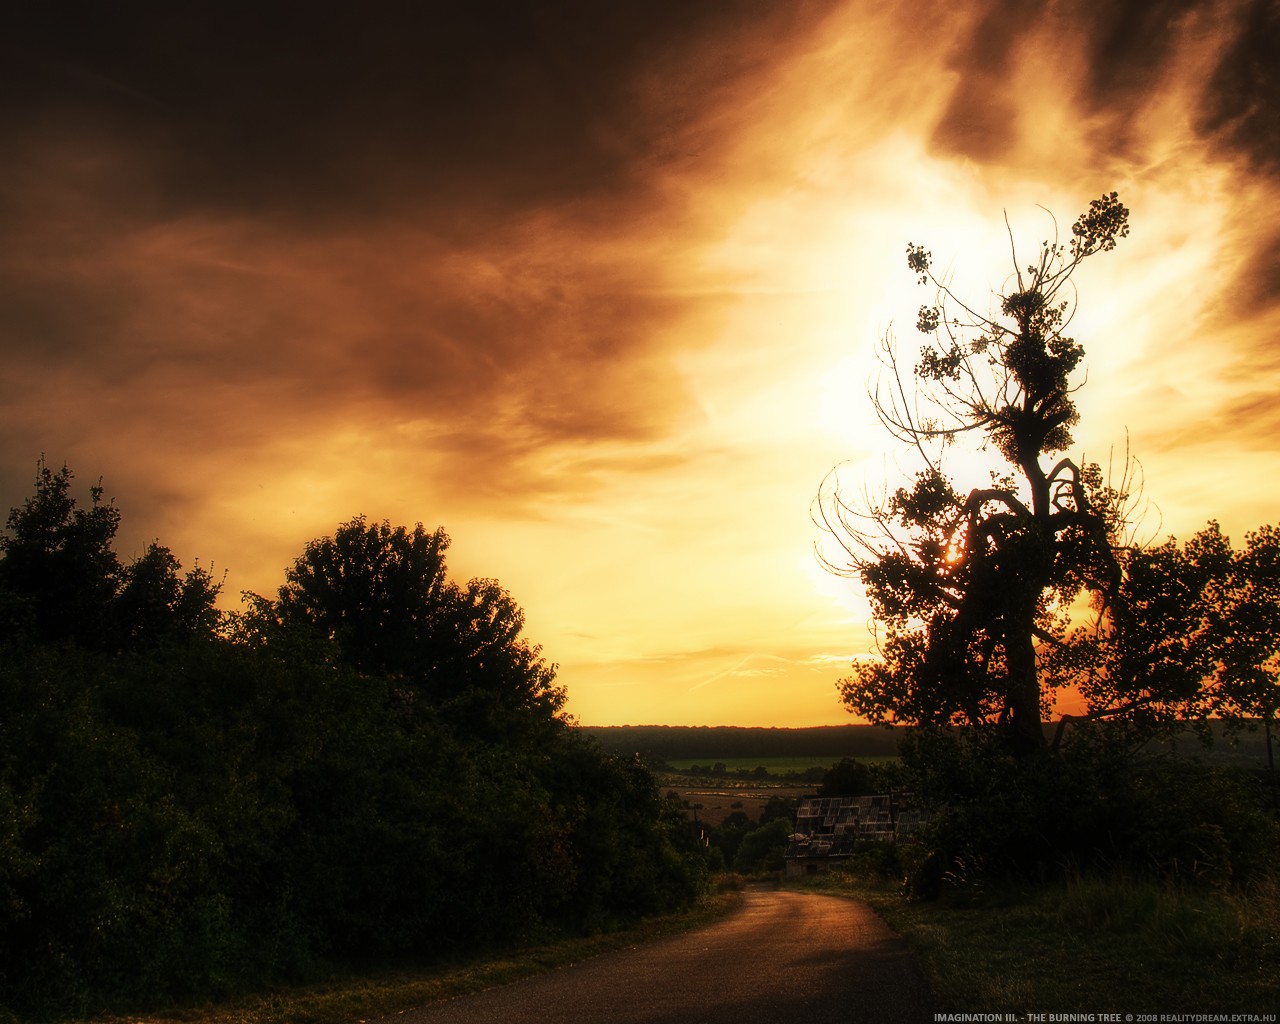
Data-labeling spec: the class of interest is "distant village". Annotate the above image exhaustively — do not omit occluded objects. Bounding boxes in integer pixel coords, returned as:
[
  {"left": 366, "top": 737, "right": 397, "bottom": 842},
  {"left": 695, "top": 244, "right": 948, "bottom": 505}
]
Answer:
[{"left": 784, "top": 795, "right": 929, "bottom": 877}]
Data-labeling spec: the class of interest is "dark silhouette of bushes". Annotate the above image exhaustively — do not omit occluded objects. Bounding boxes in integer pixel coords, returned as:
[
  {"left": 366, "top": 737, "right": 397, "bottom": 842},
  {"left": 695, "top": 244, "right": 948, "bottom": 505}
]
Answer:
[
  {"left": 0, "top": 464, "right": 710, "bottom": 1017},
  {"left": 898, "top": 727, "right": 1280, "bottom": 895}
]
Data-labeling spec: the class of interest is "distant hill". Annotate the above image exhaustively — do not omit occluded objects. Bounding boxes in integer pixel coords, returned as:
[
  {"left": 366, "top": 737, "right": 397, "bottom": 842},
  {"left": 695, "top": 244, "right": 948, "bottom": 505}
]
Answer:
[
  {"left": 579, "top": 724, "right": 902, "bottom": 761},
  {"left": 581, "top": 720, "right": 1278, "bottom": 769}
]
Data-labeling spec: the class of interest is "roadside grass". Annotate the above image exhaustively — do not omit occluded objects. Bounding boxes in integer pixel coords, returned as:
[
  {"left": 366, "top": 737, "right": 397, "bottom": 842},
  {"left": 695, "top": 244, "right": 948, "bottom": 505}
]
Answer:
[
  {"left": 38, "top": 892, "right": 742, "bottom": 1024},
  {"left": 795, "top": 867, "right": 1280, "bottom": 1013}
]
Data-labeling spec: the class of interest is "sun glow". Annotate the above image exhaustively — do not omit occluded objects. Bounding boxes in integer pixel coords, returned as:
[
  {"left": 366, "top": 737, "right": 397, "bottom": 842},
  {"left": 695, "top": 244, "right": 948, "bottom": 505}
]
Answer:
[{"left": 1, "top": 2, "right": 1275, "bottom": 728}]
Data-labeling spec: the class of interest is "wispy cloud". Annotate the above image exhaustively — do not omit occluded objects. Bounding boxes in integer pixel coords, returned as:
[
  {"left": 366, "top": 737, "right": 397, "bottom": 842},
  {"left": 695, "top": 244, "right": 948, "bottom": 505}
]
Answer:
[{"left": 1, "top": 0, "right": 1275, "bottom": 724}]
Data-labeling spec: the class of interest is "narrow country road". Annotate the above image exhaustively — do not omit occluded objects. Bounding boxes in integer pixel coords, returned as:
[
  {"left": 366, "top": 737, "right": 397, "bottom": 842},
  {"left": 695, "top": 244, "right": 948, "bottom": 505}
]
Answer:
[{"left": 374, "top": 888, "right": 933, "bottom": 1024}]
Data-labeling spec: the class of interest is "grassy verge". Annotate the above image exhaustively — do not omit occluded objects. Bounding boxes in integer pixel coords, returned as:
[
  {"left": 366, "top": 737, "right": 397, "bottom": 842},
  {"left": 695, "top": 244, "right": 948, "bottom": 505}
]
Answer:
[
  {"left": 47, "top": 892, "right": 742, "bottom": 1024},
  {"left": 792, "top": 868, "right": 1280, "bottom": 1013}
]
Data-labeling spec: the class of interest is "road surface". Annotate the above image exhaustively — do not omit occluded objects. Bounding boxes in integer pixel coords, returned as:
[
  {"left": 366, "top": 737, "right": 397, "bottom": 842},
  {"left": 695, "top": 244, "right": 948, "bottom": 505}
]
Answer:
[{"left": 374, "top": 887, "right": 933, "bottom": 1024}]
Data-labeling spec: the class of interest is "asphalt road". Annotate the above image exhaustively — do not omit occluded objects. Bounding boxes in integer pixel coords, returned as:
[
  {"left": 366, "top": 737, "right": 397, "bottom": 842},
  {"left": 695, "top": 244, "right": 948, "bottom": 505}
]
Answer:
[{"left": 374, "top": 888, "right": 933, "bottom": 1024}]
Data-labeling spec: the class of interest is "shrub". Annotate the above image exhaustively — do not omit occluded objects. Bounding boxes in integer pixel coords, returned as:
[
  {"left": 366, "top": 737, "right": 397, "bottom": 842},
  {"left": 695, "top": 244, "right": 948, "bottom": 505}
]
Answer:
[
  {"left": 901, "top": 726, "right": 1280, "bottom": 890},
  {"left": 732, "top": 818, "right": 792, "bottom": 873}
]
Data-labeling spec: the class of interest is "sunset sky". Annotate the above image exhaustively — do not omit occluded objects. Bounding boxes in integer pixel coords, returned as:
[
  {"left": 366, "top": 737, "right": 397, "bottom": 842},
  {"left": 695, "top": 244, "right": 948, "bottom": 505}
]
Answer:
[{"left": 1, "top": 1, "right": 1276, "bottom": 727}]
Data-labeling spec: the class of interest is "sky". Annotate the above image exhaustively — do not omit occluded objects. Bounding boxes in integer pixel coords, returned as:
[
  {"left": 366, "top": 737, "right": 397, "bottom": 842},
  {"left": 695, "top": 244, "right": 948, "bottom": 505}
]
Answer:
[{"left": 1, "top": 0, "right": 1276, "bottom": 727}]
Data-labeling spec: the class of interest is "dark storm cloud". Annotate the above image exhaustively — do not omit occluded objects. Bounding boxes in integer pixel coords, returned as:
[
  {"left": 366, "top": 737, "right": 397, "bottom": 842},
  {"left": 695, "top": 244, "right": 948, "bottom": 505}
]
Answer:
[
  {"left": 929, "top": 0, "right": 1278, "bottom": 169},
  {"left": 0, "top": 0, "right": 850, "bottom": 529},
  {"left": 924, "top": 0, "right": 1280, "bottom": 407},
  {"left": 0, "top": 0, "right": 836, "bottom": 223},
  {"left": 930, "top": 0, "right": 1024, "bottom": 162},
  {"left": 1199, "top": 0, "right": 1280, "bottom": 169},
  {"left": 1213, "top": 230, "right": 1280, "bottom": 321},
  {"left": 1076, "top": 0, "right": 1204, "bottom": 101},
  {"left": 1076, "top": 0, "right": 1279, "bottom": 170},
  {"left": 3, "top": 0, "right": 1272, "bottom": 559}
]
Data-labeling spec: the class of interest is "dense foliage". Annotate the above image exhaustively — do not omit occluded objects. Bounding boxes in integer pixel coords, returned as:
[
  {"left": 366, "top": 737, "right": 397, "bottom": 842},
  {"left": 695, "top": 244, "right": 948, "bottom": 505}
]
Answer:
[
  {"left": 898, "top": 728, "right": 1279, "bottom": 894},
  {"left": 1049, "top": 521, "right": 1280, "bottom": 742},
  {"left": 0, "top": 460, "right": 222, "bottom": 651},
  {"left": 0, "top": 464, "right": 709, "bottom": 1018}
]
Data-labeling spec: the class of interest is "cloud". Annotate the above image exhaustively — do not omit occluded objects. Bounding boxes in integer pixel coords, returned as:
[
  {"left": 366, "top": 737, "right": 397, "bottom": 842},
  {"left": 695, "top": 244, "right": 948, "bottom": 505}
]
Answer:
[
  {"left": 0, "top": 2, "right": 844, "bottom": 530},
  {"left": 0, "top": 2, "right": 845, "bottom": 223},
  {"left": 0, "top": 182, "right": 709, "bottom": 508},
  {"left": 1, "top": 0, "right": 1277, "bottom": 727},
  {"left": 1197, "top": 0, "right": 1280, "bottom": 169},
  {"left": 924, "top": 0, "right": 1276, "bottom": 181}
]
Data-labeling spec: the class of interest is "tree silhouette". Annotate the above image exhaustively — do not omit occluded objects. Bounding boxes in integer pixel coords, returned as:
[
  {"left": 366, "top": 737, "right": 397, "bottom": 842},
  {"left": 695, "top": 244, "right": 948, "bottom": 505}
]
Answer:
[
  {"left": 266, "top": 515, "right": 565, "bottom": 733},
  {"left": 0, "top": 460, "right": 220, "bottom": 649},
  {"left": 114, "top": 542, "right": 222, "bottom": 647},
  {"left": 817, "top": 194, "right": 1134, "bottom": 759},
  {"left": 0, "top": 460, "right": 121, "bottom": 646}
]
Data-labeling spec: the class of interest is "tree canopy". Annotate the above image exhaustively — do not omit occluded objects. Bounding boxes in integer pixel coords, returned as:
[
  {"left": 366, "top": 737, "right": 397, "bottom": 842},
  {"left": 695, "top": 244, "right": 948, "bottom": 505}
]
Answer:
[
  {"left": 0, "top": 467, "right": 709, "bottom": 1016},
  {"left": 261, "top": 515, "right": 565, "bottom": 733},
  {"left": 1049, "top": 521, "right": 1280, "bottom": 747},
  {"left": 0, "top": 459, "right": 221, "bottom": 650}
]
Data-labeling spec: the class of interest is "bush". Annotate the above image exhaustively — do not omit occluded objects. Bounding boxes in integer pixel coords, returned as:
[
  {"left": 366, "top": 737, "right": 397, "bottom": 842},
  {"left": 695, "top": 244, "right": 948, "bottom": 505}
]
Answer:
[
  {"left": 0, "top": 488, "right": 715, "bottom": 1016},
  {"left": 732, "top": 818, "right": 792, "bottom": 873},
  {"left": 900, "top": 726, "right": 1280, "bottom": 891}
]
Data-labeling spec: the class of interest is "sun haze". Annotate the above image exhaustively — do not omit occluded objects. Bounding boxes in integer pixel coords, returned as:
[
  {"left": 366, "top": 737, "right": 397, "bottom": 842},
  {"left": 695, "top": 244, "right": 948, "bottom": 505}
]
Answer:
[{"left": 1, "top": 1, "right": 1275, "bottom": 726}]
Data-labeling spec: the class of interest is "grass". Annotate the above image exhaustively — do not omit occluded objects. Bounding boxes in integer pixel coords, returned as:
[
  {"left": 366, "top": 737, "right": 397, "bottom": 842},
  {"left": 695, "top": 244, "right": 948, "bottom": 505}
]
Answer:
[
  {"left": 794, "top": 866, "right": 1280, "bottom": 1014},
  {"left": 40, "top": 892, "right": 742, "bottom": 1024}
]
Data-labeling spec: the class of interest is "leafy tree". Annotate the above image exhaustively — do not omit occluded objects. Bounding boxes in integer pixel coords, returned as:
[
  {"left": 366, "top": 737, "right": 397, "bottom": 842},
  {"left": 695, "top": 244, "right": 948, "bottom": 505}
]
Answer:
[
  {"left": 0, "top": 488, "right": 711, "bottom": 1015},
  {"left": 1222, "top": 526, "right": 1280, "bottom": 808},
  {"left": 1042, "top": 523, "right": 1219, "bottom": 746},
  {"left": 115, "top": 543, "right": 222, "bottom": 648},
  {"left": 732, "top": 817, "right": 792, "bottom": 873},
  {"left": 0, "top": 460, "right": 121, "bottom": 646},
  {"left": 760, "top": 794, "right": 796, "bottom": 824},
  {"left": 817, "top": 194, "right": 1135, "bottom": 759},
  {"left": 543, "top": 744, "right": 709, "bottom": 928},
  {"left": 0, "top": 460, "right": 220, "bottom": 650},
  {"left": 271, "top": 517, "right": 451, "bottom": 677},
  {"left": 1041, "top": 521, "right": 1280, "bottom": 763},
  {"left": 814, "top": 197, "right": 1280, "bottom": 887},
  {"left": 819, "top": 757, "right": 874, "bottom": 797},
  {"left": 707, "top": 811, "right": 754, "bottom": 868},
  {"left": 265, "top": 516, "right": 565, "bottom": 732},
  {"left": 1206, "top": 525, "right": 1280, "bottom": 730}
]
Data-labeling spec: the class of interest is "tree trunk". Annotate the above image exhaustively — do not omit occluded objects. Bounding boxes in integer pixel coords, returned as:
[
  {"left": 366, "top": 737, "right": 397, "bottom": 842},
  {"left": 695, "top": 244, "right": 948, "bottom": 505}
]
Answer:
[
  {"left": 1005, "top": 627, "right": 1046, "bottom": 758},
  {"left": 1266, "top": 711, "right": 1278, "bottom": 815}
]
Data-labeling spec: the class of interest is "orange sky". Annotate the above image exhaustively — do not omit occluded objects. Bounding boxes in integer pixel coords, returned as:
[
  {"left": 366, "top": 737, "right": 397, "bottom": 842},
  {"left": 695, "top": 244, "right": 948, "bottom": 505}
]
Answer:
[{"left": 1, "top": 1, "right": 1276, "bottom": 726}]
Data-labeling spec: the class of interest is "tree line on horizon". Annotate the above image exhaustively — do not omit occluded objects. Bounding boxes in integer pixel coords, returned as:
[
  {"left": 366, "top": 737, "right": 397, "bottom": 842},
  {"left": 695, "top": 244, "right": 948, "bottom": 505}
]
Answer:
[
  {"left": 0, "top": 462, "right": 710, "bottom": 1017},
  {"left": 583, "top": 724, "right": 903, "bottom": 761}
]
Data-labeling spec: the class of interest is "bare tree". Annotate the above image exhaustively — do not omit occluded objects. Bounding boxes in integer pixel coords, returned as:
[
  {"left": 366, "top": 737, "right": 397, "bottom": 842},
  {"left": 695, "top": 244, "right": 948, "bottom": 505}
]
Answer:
[{"left": 816, "top": 193, "right": 1136, "bottom": 758}]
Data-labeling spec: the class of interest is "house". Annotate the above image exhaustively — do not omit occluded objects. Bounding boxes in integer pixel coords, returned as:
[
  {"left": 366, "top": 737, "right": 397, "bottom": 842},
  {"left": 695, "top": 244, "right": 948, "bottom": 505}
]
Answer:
[{"left": 783, "top": 793, "right": 929, "bottom": 877}]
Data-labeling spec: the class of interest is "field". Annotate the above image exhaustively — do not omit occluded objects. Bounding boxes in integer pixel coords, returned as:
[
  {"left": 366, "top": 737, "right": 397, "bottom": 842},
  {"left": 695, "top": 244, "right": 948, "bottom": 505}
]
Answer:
[
  {"left": 583, "top": 724, "right": 904, "bottom": 762},
  {"left": 662, "top": 782, "right": 814, "bottom": 827},
  {"left": 655, "top": 748, "right": 902, "bottom": 827},
  {"left": 662, "top": 755, "right": 897, "bottom": 775},
  {"left": 657, "top": 756, "right": 829, "bottom": 827}
]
